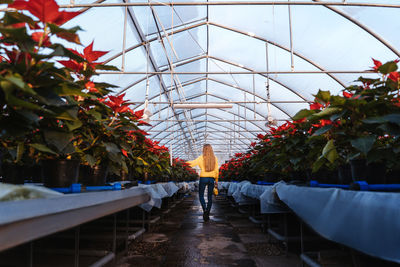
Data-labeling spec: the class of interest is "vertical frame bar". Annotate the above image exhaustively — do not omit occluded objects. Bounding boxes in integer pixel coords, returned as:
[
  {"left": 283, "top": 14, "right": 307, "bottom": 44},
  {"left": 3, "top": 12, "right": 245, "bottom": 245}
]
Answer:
[
  {"left": 74, "top": 226, "right": 80, "bottom": 267},
  {"left": 112, "top": 214, "right": 117, "bottom": 255},
  {"left": 122, "top": 6, "right": 128, "bottom": 71},
  {"left": 288, "top": 0, "right": 294, "bottom": 71}
]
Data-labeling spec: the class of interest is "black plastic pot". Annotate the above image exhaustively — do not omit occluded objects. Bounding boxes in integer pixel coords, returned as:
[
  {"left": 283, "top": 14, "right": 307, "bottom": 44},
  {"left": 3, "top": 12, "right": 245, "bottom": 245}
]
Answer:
[
  {"left": 386, "top": 169, "right": 400, "bottom": 184},
  {"left": 80, "top": 165, "right": 109, "bottom": 186},
  {"left": 366, "top": 162, "right": 386, "bottom": 184},
  {"left": 350, "top": 159, "right": 367, "bottom": 181},
  {"left": 313, "top": 169, "right": 338, "bottom": 184},
  {"left": 23, "top": 165, "right": 42, "bottom": 183},
  {"left": 338, "top": 164, "right": 352, "bottom": 184},
  {"left": 42, "top": 159, "right": 80, "bottom": 187},
  {"left": 1, "top": 163, "right": 25, "bottom": 184}
]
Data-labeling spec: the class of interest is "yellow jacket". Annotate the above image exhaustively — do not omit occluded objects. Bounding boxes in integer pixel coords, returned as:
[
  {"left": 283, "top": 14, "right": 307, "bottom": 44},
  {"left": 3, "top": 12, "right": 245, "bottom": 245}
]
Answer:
[{"left": 187, "top": 155, "right": 219, "bottom": 182}]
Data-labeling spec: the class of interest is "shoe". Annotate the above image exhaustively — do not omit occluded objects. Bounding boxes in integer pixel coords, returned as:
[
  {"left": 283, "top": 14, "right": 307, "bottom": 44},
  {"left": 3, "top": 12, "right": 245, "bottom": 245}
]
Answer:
[{"left": 203, "top": 211, "right": 209, "bottom": 222}]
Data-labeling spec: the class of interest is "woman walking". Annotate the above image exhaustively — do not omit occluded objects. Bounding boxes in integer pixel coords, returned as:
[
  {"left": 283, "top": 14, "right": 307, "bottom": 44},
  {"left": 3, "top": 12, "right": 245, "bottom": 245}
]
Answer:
[{"left": 187, "top": 144, "right": 219, "bottom": 222}]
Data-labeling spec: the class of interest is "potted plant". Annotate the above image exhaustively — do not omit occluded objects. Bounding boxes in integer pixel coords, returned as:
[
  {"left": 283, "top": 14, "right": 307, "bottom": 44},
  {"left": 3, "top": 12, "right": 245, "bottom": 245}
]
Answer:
[{"left": 0, "top": 1, "right": 86, "bottom": 186}]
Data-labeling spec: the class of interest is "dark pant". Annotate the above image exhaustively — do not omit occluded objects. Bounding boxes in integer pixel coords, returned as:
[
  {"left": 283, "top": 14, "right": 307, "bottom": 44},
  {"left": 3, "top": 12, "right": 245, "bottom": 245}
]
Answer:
[{"left": 199, "top": 177, "right": 215, "bottom": 212}]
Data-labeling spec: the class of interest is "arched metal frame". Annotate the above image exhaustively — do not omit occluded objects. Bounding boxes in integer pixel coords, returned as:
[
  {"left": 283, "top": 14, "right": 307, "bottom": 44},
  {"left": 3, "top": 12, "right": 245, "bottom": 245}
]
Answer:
[
  {"left": 105, "top": 21, "right": 347, "bottom": 89},
  {"left": 150, "top": 109, "right": 262, "bottom": 141},
  {"left": 144, "top": 91, "right": 282, "bottom": 132},
  {"left": 64, "top": 1, "right": 400, "bottom": 159},
  {"left": 120, "top": 54, "right": 310, "bottom": 102},
  {"left": 133, "top": 81, "right": 292, "bottom": 119},
  {"left": 163, "top": 122, "right": 252, "bottom": 150}
]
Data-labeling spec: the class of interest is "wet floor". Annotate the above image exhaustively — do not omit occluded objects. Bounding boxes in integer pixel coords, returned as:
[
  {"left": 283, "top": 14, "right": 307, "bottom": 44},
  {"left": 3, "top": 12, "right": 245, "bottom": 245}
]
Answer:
[{"left": 118, "top": 193, "right": 299, "bottom": 267}]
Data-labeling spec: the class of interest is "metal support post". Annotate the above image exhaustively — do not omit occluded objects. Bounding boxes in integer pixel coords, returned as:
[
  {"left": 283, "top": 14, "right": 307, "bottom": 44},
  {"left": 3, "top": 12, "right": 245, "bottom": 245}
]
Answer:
[
  {"left": 112, "top": 214, "right": 117, "bottom": 257},
  {"left": 288, "top": 0, "right": 294, "bottom": 71},
  {"left": 74, "top": 226, "right": 80, "bottom": 267},
  {"left": 28, "top": 242, "right": 33, "bottom": 267}
]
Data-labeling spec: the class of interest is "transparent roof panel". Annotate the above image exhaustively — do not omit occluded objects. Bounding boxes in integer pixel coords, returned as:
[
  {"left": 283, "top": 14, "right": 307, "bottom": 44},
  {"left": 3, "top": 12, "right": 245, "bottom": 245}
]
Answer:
[{"left": 56, "top": 0, "right": 400, "bottom": 159}]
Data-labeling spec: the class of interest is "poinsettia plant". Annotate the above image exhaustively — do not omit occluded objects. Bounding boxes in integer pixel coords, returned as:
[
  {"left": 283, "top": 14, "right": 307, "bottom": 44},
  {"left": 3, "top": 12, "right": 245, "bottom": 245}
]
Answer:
[
  {"left": 293, "top": 59, "right": 400, "bottom": 171},
  {"left": 0, "top": 0, "right": 89, "bottom": 164},
  {"left": 221, "top": 58, "right": 400, "bottom": 183},
  {"left": 0, "top": 0, "right": 167, "bottom": 182},
  {"left": 170, "top": 157, "right": 198, "bottom": 182}
]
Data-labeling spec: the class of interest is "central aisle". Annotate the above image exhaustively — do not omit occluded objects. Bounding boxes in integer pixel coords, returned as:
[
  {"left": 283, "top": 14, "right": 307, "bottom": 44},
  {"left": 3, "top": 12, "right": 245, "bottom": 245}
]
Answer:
[{"left": 162, "top": 195, "right": 299, "bottom": 267}]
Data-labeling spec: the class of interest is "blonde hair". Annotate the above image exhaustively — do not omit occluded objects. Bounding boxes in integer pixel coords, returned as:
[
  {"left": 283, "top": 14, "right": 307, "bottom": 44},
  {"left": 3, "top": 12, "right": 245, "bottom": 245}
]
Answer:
[{"left": 203, "top": 144, "right": 216, "bottom": 172}]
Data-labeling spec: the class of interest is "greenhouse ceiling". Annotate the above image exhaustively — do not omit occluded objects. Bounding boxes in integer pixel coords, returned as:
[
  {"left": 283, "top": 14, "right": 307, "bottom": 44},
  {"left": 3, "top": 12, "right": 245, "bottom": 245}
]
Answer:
[{"left": 31, "top": 1, "right": 400, "bottom": 162}]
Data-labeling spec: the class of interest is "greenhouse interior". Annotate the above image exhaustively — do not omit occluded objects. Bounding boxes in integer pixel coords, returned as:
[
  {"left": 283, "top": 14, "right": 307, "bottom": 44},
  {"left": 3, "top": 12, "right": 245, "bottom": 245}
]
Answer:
[{"left": 0, "top": 0, "right": 400, "bottom": 266}]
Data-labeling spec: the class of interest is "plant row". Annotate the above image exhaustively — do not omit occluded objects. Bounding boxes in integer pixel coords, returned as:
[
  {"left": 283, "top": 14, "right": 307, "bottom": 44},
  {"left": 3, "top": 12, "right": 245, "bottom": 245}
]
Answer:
[
  {"left": 0, "top": 0, "right": 197, "bottom": 186},
  {"left": 220, "top": 59, "right": 400, "bottom": 185}
]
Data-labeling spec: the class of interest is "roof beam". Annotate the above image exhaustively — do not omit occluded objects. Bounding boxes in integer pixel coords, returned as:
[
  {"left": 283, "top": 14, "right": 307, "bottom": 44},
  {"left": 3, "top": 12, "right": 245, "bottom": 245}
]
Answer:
[
  {"left": 145, "top": 92, "right": 271, "bottom": 132},
  {"left": 103, "top": 21, "right": 346, "bottom": 88},
  {"left": 121, "top": 0, "right": 197, "bottom": 156},
  {"left": 61, "top": 2, "right": 400, "bottom": 8}
]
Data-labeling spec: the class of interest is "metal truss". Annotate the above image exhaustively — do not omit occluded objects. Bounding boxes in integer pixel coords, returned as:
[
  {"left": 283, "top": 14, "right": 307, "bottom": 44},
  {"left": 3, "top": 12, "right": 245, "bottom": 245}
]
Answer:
[
  {"left": 120, "top": 54, "right": 311, "bottom": 102},
  {"left": 104, "top": 21, "right": 348, "bottom": 89},
  {"left": 61, "top": 2, "right": 400, "bottom": 8},
  {"left": 144, "top": 92, "right": 282, "bottom": 131}
]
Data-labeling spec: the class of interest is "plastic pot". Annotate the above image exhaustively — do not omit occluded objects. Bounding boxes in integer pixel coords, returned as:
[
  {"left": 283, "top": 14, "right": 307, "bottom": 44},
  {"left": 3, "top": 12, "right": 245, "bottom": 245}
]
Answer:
[
  {"left": 80, "top": 165, "right": 109, "bottom": 186},
  {"left": 350, "top": 159, "right": 367, "bottom": 181},
  {"left": 1, "top": 163, "right": 25, "bottom": 184},
  {"left": 386, "top": 169, "right": 400, "bottom": 184},
  {"left": 366, "top": 162, "right": 386, "bottom": 184},
  {"left": 338, "top": 164, "right": 352, "bottom": 184},
  {"left": 42, "top": 159, "right": 80, "bottom": 187}
]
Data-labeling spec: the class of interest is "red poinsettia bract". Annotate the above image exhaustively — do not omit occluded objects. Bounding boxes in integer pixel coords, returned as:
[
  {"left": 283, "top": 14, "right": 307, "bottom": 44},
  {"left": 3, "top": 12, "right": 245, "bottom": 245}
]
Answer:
[
  {"left": 9, "top": 0, "right": 81, "bottom": 26},
  {"left": 343, "top": 91, "right": 353, "bottom": 98},
  {"left": 388, "top": 71, "right": 400, "bottom": 83},
  {"left": 372, "top": 58, "right": 382, "bottom": 71},
  {"left": 85, "top": 81, "right": 99, "bottom": 93},
  {"left": 59, "top": 41, "right": 108, "bottom": 73},
  {"left": 31, "top": 31, "right": 51, "bottom": 46}
]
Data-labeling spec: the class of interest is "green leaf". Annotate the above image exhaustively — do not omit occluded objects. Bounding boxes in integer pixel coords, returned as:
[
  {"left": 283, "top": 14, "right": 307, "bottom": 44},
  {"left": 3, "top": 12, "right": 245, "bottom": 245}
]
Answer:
[
  {"left": 378, "top": 124, "right": 400, "bottom": 137},
  {"left": 16, "top": 110, "right": 40, "bottom": 125},
  {"left": 29, "top": 143, "right": 57, "bottom": 155},
  {"left": 95, "top": 64, "right": 120, "bottom": 71},
  {"left": 292, "top": 109, "right": 315, "bottom": 120},
  {"left": 363, "top": 116, "right": 387, "bottom": 124},
  {"left": 65, "top": 119, "right": 83, "bottom": 131},
  {"left": 313, "top": 125, "right": 333, "bottom": 136},
  {"left": 0, "top": 0, "right": 13, "bottom": 3},
  {"left": 48, "top": 24, "right": 82, "bottom": 45},
  {"left": 312, "top": 107, "right": 341, "bottom": 119},
  {"left": 350, "top": 136, "right": 376, "bottom": 155},
  {"left": 0, "top": 25, "right": 28, "bottom": 40},
  {"left": 6, "top": 74, "right": 36, "bottom": 95},
  {"left": 137, "top": 157, "right": 149, "bottom": 166},
  {"left": 312, "top": 156, "right": 326, "bottom": 173},
  {"left": 383, "top": 114, "right": 400, "bottom": 125},
  {"left": 84, "top": 154, "right": 96, "bottom": 166},
  {"left": 330, "top": 95, "right": 346, "bottom": 106},
  {"left": 15, "top": 142, "right": 25, "bottom": 163},
  {"left": 108, "top": 152, "right": 122, "bottom": 164},
  {"left": 330, "top": 110, "right": 346, "bottom": 121},
  {"left": 121, "top": 161, "right": 128, "bottom": 173},
  {"left": 6, "top": 94, "right": 43, "bottom": 110},
  {"left": 44, "top": 131, "right": 73, "bottom": 152},
  {"left": 104, "top": 142, "right": 120, "bottom": 154},
  {"left": 322, "top": 140, "right": 338, "bottom": 163},
  {"left": 378, "top": 61, "right": 398, "bottom": 74},
  {"left": 87, "top": 110, "right": 102, "bottom": 121},
  {"left": 3, "top": 11, "right": 36, "bottom": 28},
  {"left": 54, "top": 85, "right": 87, "bottom": 97},
  {"left": 314, "top": 90, "right": 331, "bottom": 103},
  {"left": 55, "top": 107, "right": 79, "bottom": 121}
]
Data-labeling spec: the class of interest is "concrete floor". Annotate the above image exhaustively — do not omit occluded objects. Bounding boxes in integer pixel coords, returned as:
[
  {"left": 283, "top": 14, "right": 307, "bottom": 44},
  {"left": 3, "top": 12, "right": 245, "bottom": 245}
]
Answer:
[{"left": 117, "top": 194, "right": 299, "bottom": 267}]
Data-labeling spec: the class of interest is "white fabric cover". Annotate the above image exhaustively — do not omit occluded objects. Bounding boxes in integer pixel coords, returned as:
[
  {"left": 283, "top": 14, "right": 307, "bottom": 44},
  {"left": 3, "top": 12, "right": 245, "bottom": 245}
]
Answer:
[{"left": 0, "top": 183, "right": 62, "bottom": 202}]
